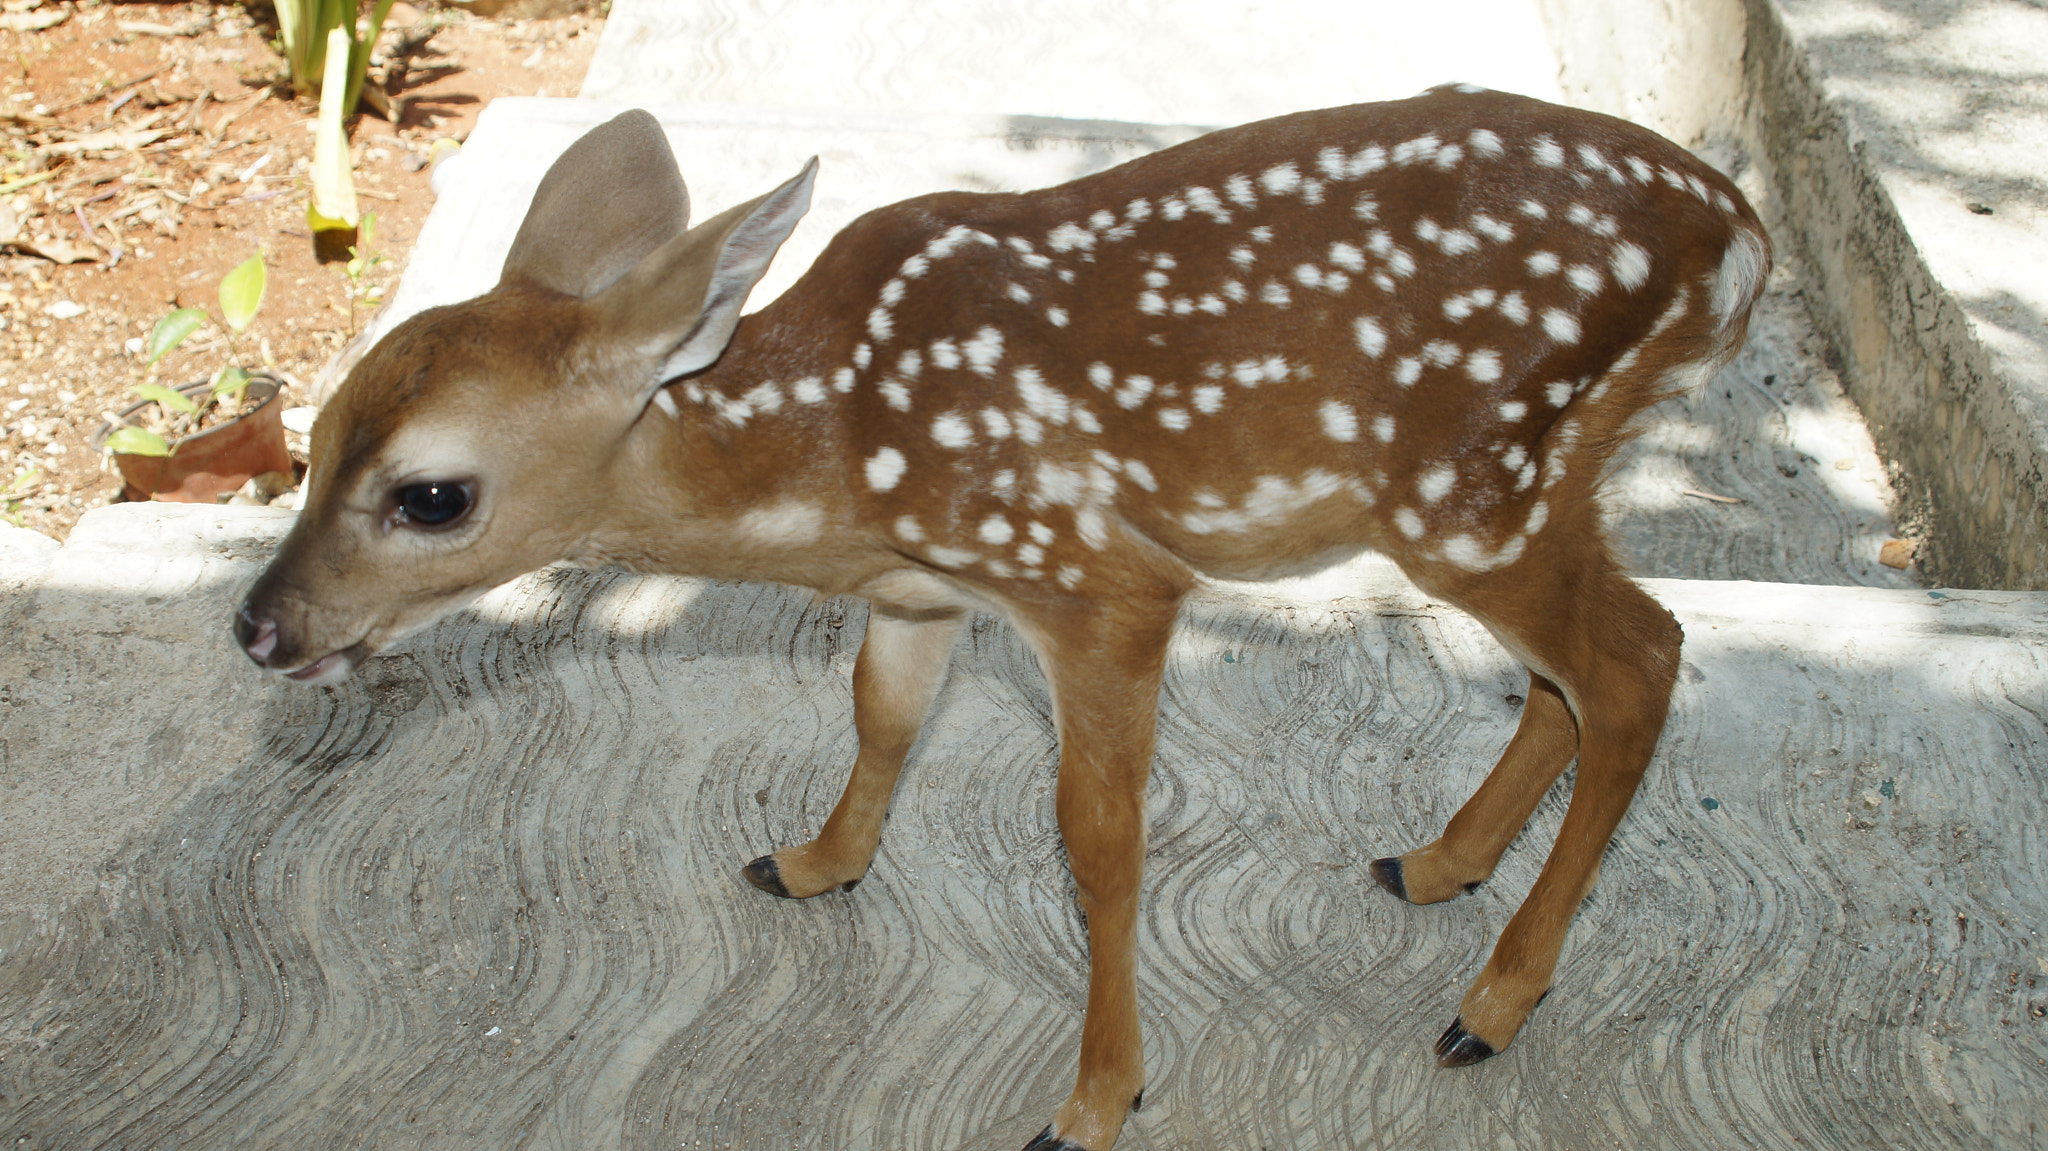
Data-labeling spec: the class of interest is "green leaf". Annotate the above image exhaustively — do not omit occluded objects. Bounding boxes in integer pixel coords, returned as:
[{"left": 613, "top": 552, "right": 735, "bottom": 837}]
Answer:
[
  {"left": 133, "top": 381, "right": 199, "bottom": 414},
  {"left": 219, "top": 255, "right": 266, "bottom": 334},
  {"left": 104, "top": 426, "right": 174, "bottom": 457},
  {"left": 211, "top": 365, "right": 251, "bottom": 404},
  {"left": 145, "top": 308, "right": 208, "bottom": 364}
]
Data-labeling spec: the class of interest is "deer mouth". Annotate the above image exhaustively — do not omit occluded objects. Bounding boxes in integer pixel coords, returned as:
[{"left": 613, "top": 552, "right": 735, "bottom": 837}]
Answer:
[{"left": 283, "top": 641, "right": 375, "bottom": 685}]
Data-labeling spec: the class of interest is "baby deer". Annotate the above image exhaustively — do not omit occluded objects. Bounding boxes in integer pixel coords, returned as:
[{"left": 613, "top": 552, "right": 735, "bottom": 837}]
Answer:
[{"left": 236, "top": 84, "right": 1769, "bottom": 1149}]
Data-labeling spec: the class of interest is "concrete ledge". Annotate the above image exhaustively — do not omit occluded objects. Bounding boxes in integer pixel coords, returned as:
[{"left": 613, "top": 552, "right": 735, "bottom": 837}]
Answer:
[{"left": 1745, "top": 0, "right": 2048, "bottom": 591}]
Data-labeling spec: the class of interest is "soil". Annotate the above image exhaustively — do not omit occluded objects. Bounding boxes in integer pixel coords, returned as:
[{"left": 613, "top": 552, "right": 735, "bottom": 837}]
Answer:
[{"left": 1, "top": 0, "right": 602, "bottom": 538}]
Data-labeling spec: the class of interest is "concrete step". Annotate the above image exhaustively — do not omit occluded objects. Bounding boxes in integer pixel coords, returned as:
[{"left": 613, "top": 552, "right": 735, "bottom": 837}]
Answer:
[{"left": 2, "top": 503, "right": 2043, "bottom": 1147}]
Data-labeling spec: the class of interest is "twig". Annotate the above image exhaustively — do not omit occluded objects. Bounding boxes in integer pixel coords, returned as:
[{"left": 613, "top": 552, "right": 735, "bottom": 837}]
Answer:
[
  {"left": 46, "top": 68, "right": 169, "bottom": 115},
  {"left": 0, "top": 171, "right": 57, "bottom": 196},
  {"left": 1681, "top": 488, "right": 1744, "bottom": 505}
]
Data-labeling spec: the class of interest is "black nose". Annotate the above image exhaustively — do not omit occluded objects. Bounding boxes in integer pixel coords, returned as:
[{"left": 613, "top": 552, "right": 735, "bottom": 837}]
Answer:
[{"left": 234, "top": 605, "right": 278, "bottom": 666}]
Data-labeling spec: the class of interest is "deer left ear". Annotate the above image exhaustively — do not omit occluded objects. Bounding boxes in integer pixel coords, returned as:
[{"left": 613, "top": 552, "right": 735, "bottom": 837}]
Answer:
[
  {"left": 500, "top": 109, "right": 691, "bottom": 299},
  {"left": 593, "top": 157, "right": 818, "bottom": 403}
]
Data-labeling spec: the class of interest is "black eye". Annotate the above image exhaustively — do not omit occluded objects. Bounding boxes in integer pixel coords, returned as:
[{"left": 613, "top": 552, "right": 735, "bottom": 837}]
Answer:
[{"left": 395, "top": 482, "right": 471, "bottom": 527}]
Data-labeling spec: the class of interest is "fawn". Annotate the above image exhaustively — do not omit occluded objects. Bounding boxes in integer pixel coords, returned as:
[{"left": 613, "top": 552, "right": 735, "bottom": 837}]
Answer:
[{"left": 235, "top": 84, "right": 1769, "bottom": 1150}]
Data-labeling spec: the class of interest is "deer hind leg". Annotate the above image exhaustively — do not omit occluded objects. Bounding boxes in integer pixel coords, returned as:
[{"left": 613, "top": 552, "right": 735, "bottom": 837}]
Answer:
[
  {"left": 1017, "top": 593, "right": 1182, "bottom": 1151},
  {"left": 1398, "top": 521, "right": 1682, "bottom": 1067},
  {"left": 743, "top": 609, "right": 963, "bottom": 899},
  {"left": 1369, "top": 670, "right": 1578, "bottom": 906}
]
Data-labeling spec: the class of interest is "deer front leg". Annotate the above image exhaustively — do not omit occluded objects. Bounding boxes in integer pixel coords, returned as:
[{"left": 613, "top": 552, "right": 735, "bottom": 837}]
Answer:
[
  {"left": 1020, "top": 596, "right": 1180, "bottom": 1151},
  {"left": 1370, "top": 672, "right": 1578, "bottom": 906},
  {"left": 744, "top": 608, "right": 963, "bottom": 899}
]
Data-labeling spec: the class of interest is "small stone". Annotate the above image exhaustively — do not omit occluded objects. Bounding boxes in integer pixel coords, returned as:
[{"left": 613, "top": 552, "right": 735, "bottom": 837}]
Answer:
[
  {"left": 240, "top": 470, "right": 295, "bottom": 502},
  {"left": 280, "top": 406, "right": 319, "bottom": 435},
  {"left": 44, "top": 300, "right": 84, "bottom": 320},
  {"left": 1879, "top": 539, "right": 1916, "bottom": 569}
]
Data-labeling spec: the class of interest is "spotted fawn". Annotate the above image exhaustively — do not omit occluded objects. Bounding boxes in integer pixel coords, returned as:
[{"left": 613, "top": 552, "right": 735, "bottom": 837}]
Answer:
[{"left": 236, "top": 84, "right": 1771, "bottom": 1150}]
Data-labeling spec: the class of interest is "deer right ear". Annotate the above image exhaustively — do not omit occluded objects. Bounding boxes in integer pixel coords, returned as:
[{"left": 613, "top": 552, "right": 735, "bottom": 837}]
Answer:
[
  {"left": 595, "top": 157, "right": 818, "bottom": 401},
  {"left": 499, "top": 109, "right": 691, "bottom": 299}
]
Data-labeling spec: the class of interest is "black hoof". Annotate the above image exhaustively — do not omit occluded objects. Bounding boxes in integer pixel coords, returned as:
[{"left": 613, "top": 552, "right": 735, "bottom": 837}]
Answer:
[
  {"left": 1434, "top": 1016, "right": 1498, "bottom": 1067},
  {"left": 840, "top": 876, "right": 862, "bottom": 892},
  {"left": 1368, "top": 856, "right": 1409, "bottom": 902},
  {"left": 1021, "top": 1125, "right": 1084, "bottom": 1151},
  {"left": 741, "top": 855, "right": 792, "bottom": 898}
]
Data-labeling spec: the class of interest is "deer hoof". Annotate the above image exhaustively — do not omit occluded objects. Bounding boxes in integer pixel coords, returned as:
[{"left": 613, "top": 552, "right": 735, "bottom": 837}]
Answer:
[
  {"left": 1433, "top": 1016, "right": 1499, "bottom": 1067},
  {"left": 1368, "top": 856, "right": 1409, "bottom": 902},
  {"left": 741, "top": 855, "right": 793, "bottom": 898},
  {"left": 1021, "top": 1126, "right": 1085, "bottom": 1151}
]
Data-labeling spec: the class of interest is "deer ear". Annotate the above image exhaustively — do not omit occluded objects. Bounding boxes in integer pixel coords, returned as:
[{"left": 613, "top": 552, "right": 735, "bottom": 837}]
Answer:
[
  {"left": 597, "top": 157, "right": 817, "bottom": 397},
  {"left": 500, "top": 109, "right": 690, "bottom": 299}
]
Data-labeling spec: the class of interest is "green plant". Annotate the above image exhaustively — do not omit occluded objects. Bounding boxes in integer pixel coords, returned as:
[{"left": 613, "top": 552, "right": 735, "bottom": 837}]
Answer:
[
  {"left": 343, "top": 210, "right": 388, "bottom": 332},
  {"left": 103, "top": 254, "right": 268, "bottom": 459},
  {"left": 274, "top": 0, "right": 397, "bottom": 115},
  {"left": 2, "top": 467, "right": 38, "bottom": 526}
]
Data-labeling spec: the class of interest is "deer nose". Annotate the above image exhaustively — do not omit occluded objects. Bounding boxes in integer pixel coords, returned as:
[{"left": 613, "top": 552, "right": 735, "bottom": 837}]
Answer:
[{"left": 235, "top": 607, "right": 278, "bottom": 665}]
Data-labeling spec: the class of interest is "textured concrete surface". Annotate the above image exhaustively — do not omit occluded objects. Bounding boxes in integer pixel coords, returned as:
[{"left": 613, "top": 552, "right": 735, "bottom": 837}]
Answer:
[
  {"left": 3, "top": 505, "right": 2045, "bottom": 1149},
  {"left": 6, "top": 1, "right": 2047, "bottom": 1148}
]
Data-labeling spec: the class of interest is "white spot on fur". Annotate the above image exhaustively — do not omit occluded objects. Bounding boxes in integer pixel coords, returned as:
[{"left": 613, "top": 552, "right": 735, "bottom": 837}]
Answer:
[
  {"left": 1115, "top": 376, "right": 1154, "bottom": 409},
  {"left": 1417, "top": 464, "right": 1456, "bottom": 503},
  {"left": 1566, "top": 264, "right": 1603, "bottom": 294},
  {"left": 1527, "top": 251, "right": 1560, "bottom": 277},
  {"left": 1259, "top": 162, "right": 1302, "bottom": 195},
  {"left": 1466, "top": 349, "right": 1502, "bottom": 382},
  {"left": 865, "top": 448, "right": 906, "bottom": 492},
  {"left": 1355, "top": 316, "right": 1387, "bottom": 358},
  {"left": 1261, "top": 281, "right": 1292, "bottom": 307},
  {"left": 652, "top": 389, "right": 679, "bottom": 418},
  {"left": 894, "top": 515, "right": 924, "bottom": 542},
  {"left": 878, "top": 379, "right": 912, "bottom": 411},
  {"left": 980, "top": 408, "right": 1012, "bottom": 439},
  {"left": 1520, "top": 199, "right": 1548, "bottom": 219},
  {"left": 1374, "top": 415, "right": 1397, "bottom": 442},
  {"left": 1394, "top": 358, "right": 1422, "bottom": 387},
  {"left": 1320, "top": 400, "right": 1359, "bottom": 442},
  {"left": 854, "top": 343, "right": 872, "bottom": 369},
  {"left": 1499, "top": 400, "right": 1528, "bottom": 421},
  {"left": 963, "top": 327, "right": 1005, "bottom": 376},
  {"left": 1532, "top": 136, "right": 1564, "bottom": 167},
  {"left": 1047, "top": 306, "right": 1069, "bottom": 327},
  {"left": 833, "top": 368, "right": 856, "bottom": 393},
  {"left": 740, "top": 500, "right": 825, "bottom": 548},
  {"left": 932, "top": 411, "right": 974, "bottom": 449},
  {"left": 1047, "top": 222, "right": 1095, "bottom": 252},
  {"left": 979, "top": 515, "right": 1015, "bottom": 545},
  {"left": 1542, "top": 308, "right": 1581, "bottom": 344},
  {"left": 1123, "top": 459, "right": 1156, "bottom": 491},
  {"left": 1611, "top": 242, "right": 1651, "bottom": 292},
  {"left": 1546, "top": 381, "right": 1573, "bottom": 407},
  {"left": 1194, "top": 385, "right": 1225, "bottom": 415},
  {"left": 793, "top": 377, "right": 827, "bottom": 404},
  {"left": 1395, "top": 508, "right": 1425, "bottom": 538},
  {"left": 927, "top": 545, "right": 978, "bottom": 568},
  {"left": 1159, "top": 407, "right": 1191, "bottom": 431},
  {"left": 1468, "top": 128, "right": 1504, "bottom": 157},
  {"left": 1498, "top": 291, "right": 1529, "bottom": 325}
]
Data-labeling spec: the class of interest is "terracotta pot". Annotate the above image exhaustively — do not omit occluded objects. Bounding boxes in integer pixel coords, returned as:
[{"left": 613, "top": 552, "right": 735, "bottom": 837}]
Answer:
[{"left": 93, "top": 374, "right": 296, "bottom": 504}]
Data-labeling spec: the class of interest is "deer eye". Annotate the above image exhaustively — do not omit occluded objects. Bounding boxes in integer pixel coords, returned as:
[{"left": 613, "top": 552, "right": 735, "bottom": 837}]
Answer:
[{"left": 393, "top": 481, "right": 472, "bottom": 528}]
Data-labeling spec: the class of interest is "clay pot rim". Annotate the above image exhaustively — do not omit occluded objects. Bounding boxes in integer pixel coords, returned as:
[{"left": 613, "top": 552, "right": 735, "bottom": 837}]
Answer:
[{"left": 90, "top": 371, "right": 286, "bottom": 455}]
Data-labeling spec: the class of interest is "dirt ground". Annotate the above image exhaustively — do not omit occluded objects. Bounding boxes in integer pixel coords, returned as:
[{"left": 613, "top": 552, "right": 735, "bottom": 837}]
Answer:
[{"left": 0, "top": 0, "right": 601, "bottom": 537}]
